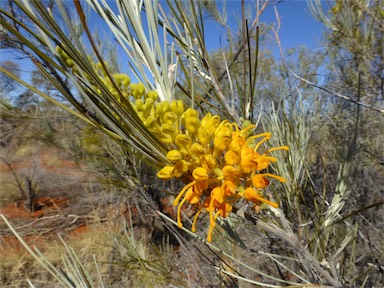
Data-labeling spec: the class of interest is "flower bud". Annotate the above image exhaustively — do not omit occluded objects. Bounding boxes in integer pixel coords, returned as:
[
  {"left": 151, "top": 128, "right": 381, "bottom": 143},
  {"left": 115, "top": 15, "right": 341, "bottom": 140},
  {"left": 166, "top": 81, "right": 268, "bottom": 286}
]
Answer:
[
  {"left": 192, "top": 167, "right": 209, "bottom": 181},
  {"left": 131, "top": 83, "right": 146, "bottom": 98},
  {"left": 163, "top": 112, "right": 178, "bottom": 124},
  {"left": 251, "top": 174, "right": 270, "bottom": 189},
  {"left": 146, "top": 91, "right": 158, "bottom": 101},
  {"left": 166, "top": 150, "right": 182, "bottom": 162},
  {"left": 156, "top": 101, "right": 170, "bottom": 117},
  {"left": 157, "top": 166, "right": 174, "bottom": 179},
  {"left": 170, "top": 100, "right": 184, "bottom": 116},
  {"left": 175, "top": 133, "right": 191, "bottom": 149}
]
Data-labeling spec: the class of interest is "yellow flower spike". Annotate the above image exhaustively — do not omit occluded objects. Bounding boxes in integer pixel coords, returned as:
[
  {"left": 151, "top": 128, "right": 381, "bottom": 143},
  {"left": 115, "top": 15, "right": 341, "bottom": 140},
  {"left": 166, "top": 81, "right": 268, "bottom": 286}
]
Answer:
[
  {"left": 192, "top": 167, "right": 209, "bottom": 181},
  {"left": 150, "top": 99, "right": 289, "bottom": 242},
  {"left": 157, "top": 166, "right": 175, "bottom": 179},
  {"left": 166, "top": 150, "right": 182, "bottom": 162},
  {"left": 244, "top": 187, "right": 278, "bottom": 208}
]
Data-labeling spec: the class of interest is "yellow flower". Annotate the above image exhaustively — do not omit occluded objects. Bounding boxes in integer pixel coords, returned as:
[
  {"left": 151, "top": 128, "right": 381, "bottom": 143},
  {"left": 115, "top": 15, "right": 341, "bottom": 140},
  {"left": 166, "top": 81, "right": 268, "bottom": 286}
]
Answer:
[
  {"left": 156, "top": 101, "right": 170, "bottom": 117},
  {"left": 170, "top": 100, "right": 185, "bottom": 116},
  {"left": 175, "top": 133, "right": 191, "bottom": 153},
  {"left": 173, "top": 160, "right": 189, "bottom": 177},
  {"left": 157, "top": 166, "right": 174, "bottom": 179},
  {"left": 200, "top": 154, "right": 216, "bottom": 171},
  {"left": 130, "top": 83, "right": 146, "bottom": 98},
  {"left": 166, "top": 150, "right": 183, "bottom": 162},
  {"left": 190, "top": 143, "right": 206, "bottom": 159},
  {"left": 240, "top": 147, "right": 258, "bottom": 173},
  {"left": 192, "top": 167, "right": 209, "bottom": 181},
  {"left": 183, "top": 109, "right": 200, "bottom": 134},
  {"left": 146, "top": 91, "right": 158, "bottom": 101},
  {"left": 224, "top": 149, "right": 240, "bottom": 165},
  {"left": 214, "top": 121, "right": 232, "bottom": 152},
  {"left": 251, "top": 174, "right": 269, "bottom": 189},
  {"left": 222, "top": 165, "right": 241, "bottom": 182},
  {"left": 150, "top": 101, "right": 288, "bottom": 242}
]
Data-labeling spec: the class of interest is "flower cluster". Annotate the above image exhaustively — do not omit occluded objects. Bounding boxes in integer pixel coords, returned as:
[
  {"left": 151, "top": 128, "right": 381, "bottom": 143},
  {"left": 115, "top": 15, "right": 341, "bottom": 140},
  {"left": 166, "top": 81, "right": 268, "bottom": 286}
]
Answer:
[
  {"left": 156, "top": 108, "right": 289, "bottom": 242},
  {"left": 57, "top": 49, "right": 288, "bottom": 242}
]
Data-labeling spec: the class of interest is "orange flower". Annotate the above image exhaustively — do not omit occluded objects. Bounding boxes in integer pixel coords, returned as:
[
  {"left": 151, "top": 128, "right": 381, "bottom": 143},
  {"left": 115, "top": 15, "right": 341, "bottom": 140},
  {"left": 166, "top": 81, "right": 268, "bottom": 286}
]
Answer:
[
  {"left": 152, "top": 103, "right": 288, "bottom": 242},
  {"left": 240, "top": 147, "right": 258, "bottom": 173}
]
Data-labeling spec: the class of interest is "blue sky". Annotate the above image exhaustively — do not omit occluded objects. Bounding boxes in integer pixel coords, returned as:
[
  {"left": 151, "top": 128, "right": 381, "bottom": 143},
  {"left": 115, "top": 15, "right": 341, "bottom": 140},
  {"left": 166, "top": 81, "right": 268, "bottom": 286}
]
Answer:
[
  {"left": 202, "top": 0, "right": 327, "bottom": 51},
  {"left": 1, "top": 0, "right": 330, "bottom": 85}
]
